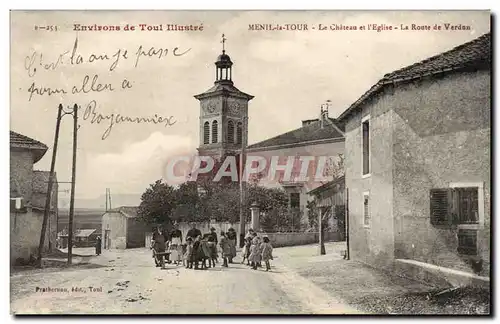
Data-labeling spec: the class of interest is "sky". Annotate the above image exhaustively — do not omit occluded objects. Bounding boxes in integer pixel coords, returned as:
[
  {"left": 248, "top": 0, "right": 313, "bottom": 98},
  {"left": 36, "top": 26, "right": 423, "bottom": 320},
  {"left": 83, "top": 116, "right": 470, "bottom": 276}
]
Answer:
[{"left": 10, "top": 10, "right": 490, "bottom": 201}]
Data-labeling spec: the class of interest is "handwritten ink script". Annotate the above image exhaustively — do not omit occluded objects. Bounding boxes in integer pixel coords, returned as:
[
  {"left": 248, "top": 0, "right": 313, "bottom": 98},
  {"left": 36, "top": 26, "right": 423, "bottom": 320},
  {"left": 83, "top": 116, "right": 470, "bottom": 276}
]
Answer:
[{"left": 23, "top": 36, "right": 191, "bottom": 139}]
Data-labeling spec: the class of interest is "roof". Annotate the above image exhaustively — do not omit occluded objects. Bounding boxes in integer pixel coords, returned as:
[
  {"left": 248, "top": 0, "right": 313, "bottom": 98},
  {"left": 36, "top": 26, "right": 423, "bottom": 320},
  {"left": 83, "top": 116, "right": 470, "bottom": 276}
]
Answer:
[
  {"left": 10, "top": 131, "right": 48, "bottom": 163},
  {"left": 337, "top": 32, "right": 491, "bottom": 122},
  {"left": 194, "top": 82, "right": 254, "bottom": 100},
  {"left": 74, "top": 229, "right": 97, "bottom": 237},
  {"left": 247, "top": 118, "right": 344, "bottom": 151},
  {"left": 106, "top": 206, "right": 139, "bottom": 218},
  {"left": 308, "top": 175, "right": 345, "bottom": 196}
]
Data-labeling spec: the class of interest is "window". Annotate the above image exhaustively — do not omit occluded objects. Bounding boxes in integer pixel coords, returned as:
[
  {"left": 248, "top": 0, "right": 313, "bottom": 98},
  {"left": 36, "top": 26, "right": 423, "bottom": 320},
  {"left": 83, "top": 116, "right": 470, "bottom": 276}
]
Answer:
[
  {"left": 212, "top": 120, "right": 218, "bottom": 143},
  {"left": 430, "top": 183, "right": 484, "bottom": 256},
  {"left": 203, "top": 122, "right": 210, "bottom": 144},
  {"left": 236, "top": 122, "right": 243, "bottom": 145},
  {"left": 430, "top": 186, "right": 481, "bottom": 226},
  {"left": 363, "top": 192, "right": 370, "bottom": 227},
  {"left": 457, "top": 229, "right": 477, "bottom": 255},
  {"left": 290, "top": 193, "right": 300, "bottom": 209},
  {"left": 457, "top": 187, "right": 479, "bottom": 224},
  {"left": 362, "top": 116, "right": 370, "bottom": 176},
  {"left": 227, "top": 120, "right": 235, "bottom": 143}
]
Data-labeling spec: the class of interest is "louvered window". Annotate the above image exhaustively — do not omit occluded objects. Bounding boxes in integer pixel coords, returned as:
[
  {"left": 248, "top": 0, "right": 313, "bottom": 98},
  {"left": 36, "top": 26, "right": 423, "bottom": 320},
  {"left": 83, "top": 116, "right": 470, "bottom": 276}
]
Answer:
[
  {"left": 227, "top": 120, "right": 234, "bottom": 143},
  {"left": 203, "top": 122, "right": 210, "bottom": 144},
  {"left": 212, "top": 120, "right": 218, "bottom": 143},
  {"left": 236, "top": 122, "right": 243, "bottom": 145}
]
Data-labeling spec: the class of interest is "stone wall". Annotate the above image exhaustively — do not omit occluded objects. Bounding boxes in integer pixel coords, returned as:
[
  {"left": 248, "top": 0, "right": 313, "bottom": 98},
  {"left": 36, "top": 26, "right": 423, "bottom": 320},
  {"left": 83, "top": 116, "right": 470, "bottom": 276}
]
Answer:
[{"left": 260, "top": 231, "right": 342, "bottom": 248}]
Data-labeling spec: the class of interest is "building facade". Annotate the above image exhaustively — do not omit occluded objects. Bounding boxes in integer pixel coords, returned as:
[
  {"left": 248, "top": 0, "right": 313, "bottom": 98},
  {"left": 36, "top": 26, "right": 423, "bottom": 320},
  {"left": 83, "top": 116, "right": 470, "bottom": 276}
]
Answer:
[
  {"left": 101, "top": 206, "right": 146, "bottom": 249},
  {"left": 337, "top": 33, "right": 491, "bottom": 282},
  {"left": 247, "top": 109, "right": 345, "bottom": 229},
  {"left": 10, "top": 131, "right": 58, "bottom": 265}
]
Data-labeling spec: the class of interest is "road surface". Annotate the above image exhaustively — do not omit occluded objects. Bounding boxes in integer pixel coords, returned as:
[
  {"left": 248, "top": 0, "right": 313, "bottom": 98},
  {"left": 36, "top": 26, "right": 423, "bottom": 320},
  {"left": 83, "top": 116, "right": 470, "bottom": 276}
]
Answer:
[{"left": 10, "top": 246, "right": 360, "bottom": 314}]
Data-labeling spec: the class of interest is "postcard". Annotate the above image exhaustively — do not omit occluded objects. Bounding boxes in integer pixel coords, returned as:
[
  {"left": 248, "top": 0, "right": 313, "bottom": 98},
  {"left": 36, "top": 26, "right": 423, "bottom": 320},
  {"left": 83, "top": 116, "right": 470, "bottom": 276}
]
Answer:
[{"left": 9, "top": 10, "right": 491, "bottom": 315}]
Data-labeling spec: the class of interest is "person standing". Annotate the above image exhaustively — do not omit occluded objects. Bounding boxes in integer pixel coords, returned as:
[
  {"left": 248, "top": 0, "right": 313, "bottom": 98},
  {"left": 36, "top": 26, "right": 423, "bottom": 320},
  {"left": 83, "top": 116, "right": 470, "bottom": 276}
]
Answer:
[
  {"left": 219, "top": 231, "right": 231, "bottom": 267},
  {"left": 249, "top": 236, "right": 262, "bottom": 270},
  {"left": 95, "top": 236, "right": 102, "bottom": 256},
  {"left": 261, "top": 236, "right": 274, "bottom": 271},
  {"left": 226, "top": 227, "right": 237, "bottom": 263},
  {"left": 170, "top": 222, "right": 183, "bottom": 265},
  {"left": 186, "top": 223, "right": 202, "bottom": 241},
  {"left": 152, "top": 226, "right": 168, "bottom": 269}
]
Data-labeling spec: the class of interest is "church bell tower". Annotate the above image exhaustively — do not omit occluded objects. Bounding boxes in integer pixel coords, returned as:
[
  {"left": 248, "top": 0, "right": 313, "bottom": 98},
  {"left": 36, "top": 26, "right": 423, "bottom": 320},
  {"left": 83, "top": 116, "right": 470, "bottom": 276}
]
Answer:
[{"left": 194, "top": 34, "right": 254, "bottom": 160}]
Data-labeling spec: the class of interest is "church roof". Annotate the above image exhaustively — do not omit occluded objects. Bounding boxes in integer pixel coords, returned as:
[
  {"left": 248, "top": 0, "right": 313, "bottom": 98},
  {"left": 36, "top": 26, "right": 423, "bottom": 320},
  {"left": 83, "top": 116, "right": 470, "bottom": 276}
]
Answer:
[
  {"left": 247, "top": 118, "right": 344, "bottom": 151},
  {"left": 194, "top": 82, "right": 254, "bottom": 100},
  {"left": 337, "top": 32, "right": 491, "bottom": 122}
]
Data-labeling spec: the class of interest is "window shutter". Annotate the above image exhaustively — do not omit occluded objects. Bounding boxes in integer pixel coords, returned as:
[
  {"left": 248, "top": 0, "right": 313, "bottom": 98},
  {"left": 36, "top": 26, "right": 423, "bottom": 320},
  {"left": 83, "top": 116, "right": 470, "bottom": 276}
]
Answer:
[{"left": 430, "top": 189, "right": 452, "bottom": 226}]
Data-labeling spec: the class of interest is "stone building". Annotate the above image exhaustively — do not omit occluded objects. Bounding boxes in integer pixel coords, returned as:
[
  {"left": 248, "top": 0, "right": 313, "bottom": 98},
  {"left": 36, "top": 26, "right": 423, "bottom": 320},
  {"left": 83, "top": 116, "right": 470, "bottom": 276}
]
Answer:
[
  {"left": 10, "top": 131, "right": 58, "bottom": 265},
  {"left": 101, "top": 206, "right": 146, "bottom": 249},
  {"left": 337, "top": 33, "right": 491, "bottom": 285},
  {"left": 246, "top": 108, "right": 345, "bottom": 229}
]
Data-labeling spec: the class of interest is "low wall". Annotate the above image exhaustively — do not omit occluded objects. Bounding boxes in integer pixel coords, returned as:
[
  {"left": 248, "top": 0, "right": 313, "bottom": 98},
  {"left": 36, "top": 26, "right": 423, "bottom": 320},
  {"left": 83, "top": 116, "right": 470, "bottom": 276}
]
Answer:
[{"left": 259, "top": 231, "right": 342, "bottom": 248}]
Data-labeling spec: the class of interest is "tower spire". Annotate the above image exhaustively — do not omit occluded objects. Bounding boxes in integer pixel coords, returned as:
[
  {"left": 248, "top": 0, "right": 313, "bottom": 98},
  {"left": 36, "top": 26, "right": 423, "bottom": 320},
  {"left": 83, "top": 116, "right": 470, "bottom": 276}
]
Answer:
[{"left": 221, "top": 34, "right": 227, "bottom": 54}]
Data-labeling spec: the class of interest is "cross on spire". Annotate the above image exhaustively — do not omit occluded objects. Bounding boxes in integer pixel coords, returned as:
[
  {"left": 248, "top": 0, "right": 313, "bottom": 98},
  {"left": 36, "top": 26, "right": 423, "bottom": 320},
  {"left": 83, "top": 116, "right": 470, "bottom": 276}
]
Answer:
[{"left": 221, "top": 34, "right": 227, "bottom": 53}]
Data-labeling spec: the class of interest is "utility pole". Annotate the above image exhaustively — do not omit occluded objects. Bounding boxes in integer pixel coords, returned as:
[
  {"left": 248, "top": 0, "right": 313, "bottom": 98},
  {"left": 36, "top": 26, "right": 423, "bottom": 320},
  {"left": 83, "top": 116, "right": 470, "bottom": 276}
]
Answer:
[
  {"left": 239, "top": 116, "right": 248, "bottom": 248},
  {"left": 67, "top": 104, "right": 78, "bottom": 265},
  {"left": 318, "top": 207, "right": 325, "bottom": 255},
  {"left": 37, "top": 104, "right": 63, "bottom": 267}
]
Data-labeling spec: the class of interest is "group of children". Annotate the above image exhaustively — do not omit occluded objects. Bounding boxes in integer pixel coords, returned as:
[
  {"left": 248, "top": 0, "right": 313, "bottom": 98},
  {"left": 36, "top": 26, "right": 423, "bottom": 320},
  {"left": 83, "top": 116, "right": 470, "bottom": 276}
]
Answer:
[
  {"left": 184, "top": 231, "right": 219, "bottom": 270},
  {"left": 180, "top": 229, "right": 274, "bottom": 272},
  {"left": 241, "top": 231, "right": 274, "bottom": 271}
]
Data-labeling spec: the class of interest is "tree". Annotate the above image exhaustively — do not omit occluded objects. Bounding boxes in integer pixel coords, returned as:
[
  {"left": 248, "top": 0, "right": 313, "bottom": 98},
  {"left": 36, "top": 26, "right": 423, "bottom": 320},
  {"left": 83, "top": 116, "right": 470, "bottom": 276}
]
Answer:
[
  {"left": 137, "top": 180, "right": 177, "bottom": 225},
  {"left": 323, "top": 153, "right": 344, "bottom": 181}
]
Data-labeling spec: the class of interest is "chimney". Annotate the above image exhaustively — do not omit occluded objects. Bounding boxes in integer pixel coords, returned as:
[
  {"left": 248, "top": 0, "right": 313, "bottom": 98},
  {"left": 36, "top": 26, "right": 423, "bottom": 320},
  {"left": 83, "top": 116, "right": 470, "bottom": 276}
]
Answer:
[{"left": 320, "top": 101, "right": 330, "bottom": 128}]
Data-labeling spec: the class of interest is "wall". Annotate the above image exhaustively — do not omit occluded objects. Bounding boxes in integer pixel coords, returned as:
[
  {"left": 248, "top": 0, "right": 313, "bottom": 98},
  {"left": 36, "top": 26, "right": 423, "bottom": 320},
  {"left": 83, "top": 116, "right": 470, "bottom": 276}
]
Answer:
[
  {"left": 10, "top": 150, "right": 53, "bottom": 264},
  {"left": 10, "top": 150, "right": 33, "bottom": 203},
  {"left": 102, "top": 212, "right": 127, "bottom": 249},
  {"left": 127, "top": 217, "right": 146, "bottom": 248},
  {"left": 344, "top": 89, "right": 395, "bottom": 269},
  {"left": 10, "top": 209, "right": 51, "bottom": 264},
  {"left": 260, "top": 231, "right": 342, "bottom": 248},
  {"left": 391, "top": 70, "right": 490, "bottom": 277}
]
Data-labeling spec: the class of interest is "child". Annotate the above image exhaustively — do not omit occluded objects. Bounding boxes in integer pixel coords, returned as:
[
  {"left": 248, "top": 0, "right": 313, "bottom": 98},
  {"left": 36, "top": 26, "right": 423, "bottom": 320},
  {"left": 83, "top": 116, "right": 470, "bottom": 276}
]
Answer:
[
  {"left": 249, "top": 236, "right": 262, "bottom": 270},
  {"left": 207, "top": 232, "right": 218, "bottom": 268},
  {"left": 200, "top": 234, "right": 211, "bottom": 269},
  {"left": 241, "top": 236, "right": 252, "bottom": 266},
  {"left": 185, "top": 237, "right": 194, "bottom": 269},
  {"left": 261, "top": 236, "right": 274, "bottom": 271},
  {"left": 219, "top": 231, "right": 230, "bottom": 267},
  {"left": 192, "top": 235, "right": 203, "bottom": 270}
]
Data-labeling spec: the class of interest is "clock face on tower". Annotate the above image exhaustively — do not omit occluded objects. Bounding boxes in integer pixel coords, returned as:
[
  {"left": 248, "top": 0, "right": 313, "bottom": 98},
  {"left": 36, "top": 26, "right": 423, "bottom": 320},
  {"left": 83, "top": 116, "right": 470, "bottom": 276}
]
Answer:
[
  {"left": 206, "top": 102, "right": 216, "bottom": 113},
  {"left": 228, "top": 100, "right": 244, "bottom": 115},
  {"left": 203, "top": 98, "right": 219, "bottom": 115}
]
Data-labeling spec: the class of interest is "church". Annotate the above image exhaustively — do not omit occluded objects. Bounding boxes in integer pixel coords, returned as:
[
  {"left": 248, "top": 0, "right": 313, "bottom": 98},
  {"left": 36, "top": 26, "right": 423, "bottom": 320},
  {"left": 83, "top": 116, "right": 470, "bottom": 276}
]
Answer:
[{"left": 193, "top": 36, "right": 345, "bottom": 230}]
